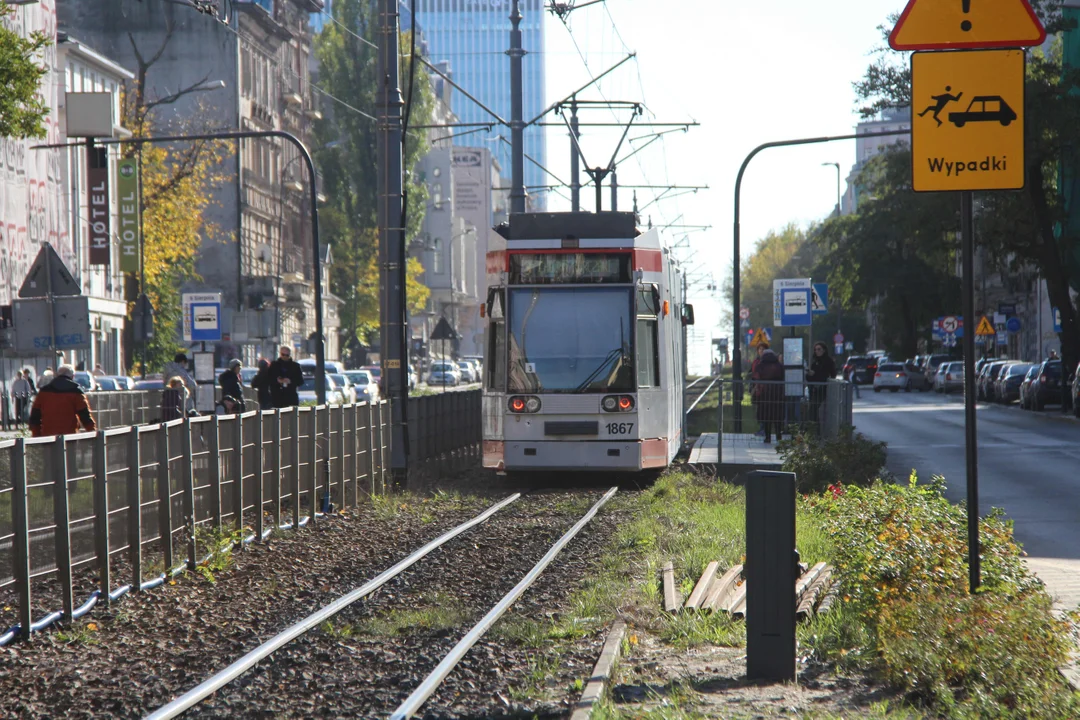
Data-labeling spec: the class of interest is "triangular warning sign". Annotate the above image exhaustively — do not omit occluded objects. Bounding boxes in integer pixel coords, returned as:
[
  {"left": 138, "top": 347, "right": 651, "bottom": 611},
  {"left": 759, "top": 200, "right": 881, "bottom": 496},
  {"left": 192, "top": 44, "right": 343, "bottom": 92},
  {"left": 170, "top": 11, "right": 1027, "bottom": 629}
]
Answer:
[
  {"left": 18, "top": 243, "right": 81, "bottom": 298},
  {"left": 750, "top": 327, "right": 770, "bottom": 348},
  {"left": 975, "top": 316, "right": 996, "bottom": 336},
  {"left": 889, "top": 0, "right": 1046, "bottom": 51},
  {"left": 430, "top": 316, "right": 459, "bottom": 341}
]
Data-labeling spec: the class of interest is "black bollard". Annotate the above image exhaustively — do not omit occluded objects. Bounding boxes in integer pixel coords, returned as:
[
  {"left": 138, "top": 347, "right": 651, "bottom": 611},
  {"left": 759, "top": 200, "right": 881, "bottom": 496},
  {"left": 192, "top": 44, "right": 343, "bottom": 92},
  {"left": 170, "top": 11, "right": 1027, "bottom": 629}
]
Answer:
[{"left": 745, "top": 470, "right": 797, "bottom": 682}]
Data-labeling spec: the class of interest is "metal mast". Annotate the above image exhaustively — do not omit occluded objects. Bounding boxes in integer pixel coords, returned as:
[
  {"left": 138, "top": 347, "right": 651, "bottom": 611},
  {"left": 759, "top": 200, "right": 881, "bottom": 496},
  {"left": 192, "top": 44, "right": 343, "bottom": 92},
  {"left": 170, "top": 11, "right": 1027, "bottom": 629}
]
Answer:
[
  {"left": 378, "top": 0, "right": 408, "bottom": 479},
  {"left": 509, "top": 0, "right": 526, "bottom": 213}
]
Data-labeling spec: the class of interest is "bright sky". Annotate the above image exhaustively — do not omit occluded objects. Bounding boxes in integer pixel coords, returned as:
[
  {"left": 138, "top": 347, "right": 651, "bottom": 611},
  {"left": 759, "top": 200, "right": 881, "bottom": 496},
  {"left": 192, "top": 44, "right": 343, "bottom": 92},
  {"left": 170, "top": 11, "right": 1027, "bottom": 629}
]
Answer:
[{"left": 539, "top": 0, "right": 906, "bottom": 372}]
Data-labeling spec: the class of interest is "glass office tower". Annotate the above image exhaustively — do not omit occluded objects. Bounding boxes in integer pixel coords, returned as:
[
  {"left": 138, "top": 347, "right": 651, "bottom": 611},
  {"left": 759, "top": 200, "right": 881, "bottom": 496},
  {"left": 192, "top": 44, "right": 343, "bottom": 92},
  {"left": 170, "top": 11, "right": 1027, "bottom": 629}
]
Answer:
[{"left": 414, "top": 0, "right": 547, "bottom": 209}]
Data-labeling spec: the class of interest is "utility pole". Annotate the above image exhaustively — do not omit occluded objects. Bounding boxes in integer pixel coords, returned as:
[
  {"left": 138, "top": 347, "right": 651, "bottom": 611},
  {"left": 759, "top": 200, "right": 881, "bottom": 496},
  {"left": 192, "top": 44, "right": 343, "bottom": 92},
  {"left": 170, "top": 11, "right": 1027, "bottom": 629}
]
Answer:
[
  {"left": 569, "top": 97, "right": 580, "bottom": 212},
  {"left": 509, "top": 0, "right": 526, "bottom": 214},
  {"left": 611, "top": 170, "right": 618, "bottom": 211},
  {"left": 378, "top": 0, "right": 408, "bottom": 481}
]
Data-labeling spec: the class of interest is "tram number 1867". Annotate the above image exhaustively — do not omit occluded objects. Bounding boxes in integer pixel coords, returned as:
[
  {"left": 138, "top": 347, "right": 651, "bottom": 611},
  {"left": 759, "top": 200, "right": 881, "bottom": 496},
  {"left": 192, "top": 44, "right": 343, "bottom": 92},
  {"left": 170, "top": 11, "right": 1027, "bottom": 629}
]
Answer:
[{"left": 605, "top": 422, "right": 634, "bottom": 436}]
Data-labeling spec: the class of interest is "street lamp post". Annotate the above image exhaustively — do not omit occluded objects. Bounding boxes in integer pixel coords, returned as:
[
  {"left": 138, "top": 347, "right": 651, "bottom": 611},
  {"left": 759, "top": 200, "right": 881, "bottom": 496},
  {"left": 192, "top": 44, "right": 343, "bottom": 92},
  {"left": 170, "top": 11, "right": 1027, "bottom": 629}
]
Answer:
[{"left": 822, "top": 162, "right": 842, "bottom": 338}]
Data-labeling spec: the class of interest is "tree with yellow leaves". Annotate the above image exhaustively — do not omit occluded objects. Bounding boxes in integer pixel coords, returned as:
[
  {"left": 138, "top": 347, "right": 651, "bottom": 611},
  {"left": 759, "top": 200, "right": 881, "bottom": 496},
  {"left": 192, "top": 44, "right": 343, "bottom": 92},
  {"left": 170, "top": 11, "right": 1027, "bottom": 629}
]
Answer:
[{"left": 120, "top": 20, "right": 230, "bottom": 372}]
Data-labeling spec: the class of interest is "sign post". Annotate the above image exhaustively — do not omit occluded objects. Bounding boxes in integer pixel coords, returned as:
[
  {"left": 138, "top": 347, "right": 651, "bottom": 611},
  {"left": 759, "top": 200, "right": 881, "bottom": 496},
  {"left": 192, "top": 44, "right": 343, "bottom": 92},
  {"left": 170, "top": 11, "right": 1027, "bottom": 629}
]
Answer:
[{"left": 891, "top": 0, "right": 1045, "bottom": 594}]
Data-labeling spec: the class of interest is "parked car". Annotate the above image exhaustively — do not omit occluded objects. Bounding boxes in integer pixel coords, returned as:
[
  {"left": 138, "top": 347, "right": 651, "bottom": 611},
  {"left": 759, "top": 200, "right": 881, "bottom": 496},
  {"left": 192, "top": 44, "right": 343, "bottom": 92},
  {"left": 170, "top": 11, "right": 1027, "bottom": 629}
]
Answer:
[
  {"left": 456, "top": 361, "right": 476, "bottom": 383},
  {"left": 842, "top": 355, "right": 878, "bottom": 385},
  {"left": 1071, "top": 361, "right": 1080, "bottom": 418},
  {"left": 134, "top": 379, "right": 165, "bottom": 391},
  {"left": 904, "top": 361, "right": 931, "bottom": 391},
  {"left": 94, "top": 377, "right": 121, "bottom": 391},
  {"left": 296, "top": 375, "right": 343, "bottom": 405},
  {"left": 979, "top": 360, "right": 1012, "bottom": 402},
  {"left": 1029, "top": 359, "right": 1063, "bottom": 410},
  {"left": 73, "top": 371, "right": 97, "bottom": 392},
  {"left": 872, "top": 362, "right": 909, "bottom": 392},
  {"left": 329, "top": 373, "right": 357, "bottom": 404},
  {"left": 361, "top": 365, "right": 383, "bottom": 393},
  {"left": 923, "top": 354, "right": 954, "bottom": 386},
  {"left": 240, "top": 367, "right": 260, "bottom": 386},
  {"left": 1019, "top": 365, "right": 1041, "bottom": 409},
  {"left": 935, "top": 361, "right": 964, "bottom": 394},
  {"left": 996, "top": 362, "right": 1032, "bottom": 405},
  {"left": 427, "top": 361, "right": 460, "bottom": 386},
  {"left": 344, "top": 370, "right": 380, "bottom": 404},
  {"left": 298, "top": 359, "right": 346, "bottom": 376},
  {"left": 105, "top": 375, "right": 136, "bottom": 390}
]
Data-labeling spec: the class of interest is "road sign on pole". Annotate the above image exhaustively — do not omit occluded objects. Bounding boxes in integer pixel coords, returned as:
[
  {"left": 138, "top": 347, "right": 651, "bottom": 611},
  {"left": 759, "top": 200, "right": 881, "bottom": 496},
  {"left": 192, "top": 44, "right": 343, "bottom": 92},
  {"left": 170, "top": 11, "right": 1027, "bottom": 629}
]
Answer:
[
  {"left": 13, "top": 297, "right": 91, "bottom": 352},
  {"left": 811, "top": 283, "right": 828, "bottom": 314},
  {"left": 739, "top": 307, "right": 750, "bottom": 321},
  {"left": 833, "top": 332, "right": 844, "bottom": 344},
  {"left": 1053, "top": 307, "right": 1062, "bottom": 333},
  {"left": 911, "top": 49, "right": 1025, "bottom": 192},
  {"left": 773, "top": 278, "right": 812, "bottom": 327},
  {"left": 1006, "top": 316, "right": 1022, "bottom": 333},
  {"left": 750, "top": 328, "right": 770, "bottom": 348},
  {"left": 889, "top": 0, "right": 1046, "bottom": 51},
  {"left": 18, "top": 244, "right": 81, "bottom": 298},
  {"left": 941, "top": 316, "right": 959, "bottom": 334},
  {"left": 975, "top": 316, "right": 996, "bottom": 336},
  {"left": 182, "top": 293, "right": 222, "bottom": 343}
]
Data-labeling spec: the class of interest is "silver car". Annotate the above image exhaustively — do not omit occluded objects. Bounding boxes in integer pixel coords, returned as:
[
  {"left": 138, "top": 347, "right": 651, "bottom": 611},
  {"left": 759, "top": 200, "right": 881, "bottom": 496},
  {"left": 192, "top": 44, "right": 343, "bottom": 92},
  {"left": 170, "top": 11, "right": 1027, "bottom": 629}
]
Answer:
[
  {"left": 934, "top": 361, "right": 965, "bottom": 394},
  {"left": 872, "top": 362, "right": 910, "bottom": 392}
]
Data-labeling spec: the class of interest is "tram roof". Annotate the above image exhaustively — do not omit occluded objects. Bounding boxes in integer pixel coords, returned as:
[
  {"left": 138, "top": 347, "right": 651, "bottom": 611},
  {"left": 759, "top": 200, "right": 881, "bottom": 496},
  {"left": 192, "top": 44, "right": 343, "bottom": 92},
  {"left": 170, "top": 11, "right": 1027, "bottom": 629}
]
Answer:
[{"left": 495, "top": 212, "right": 639, "bottom": 242}]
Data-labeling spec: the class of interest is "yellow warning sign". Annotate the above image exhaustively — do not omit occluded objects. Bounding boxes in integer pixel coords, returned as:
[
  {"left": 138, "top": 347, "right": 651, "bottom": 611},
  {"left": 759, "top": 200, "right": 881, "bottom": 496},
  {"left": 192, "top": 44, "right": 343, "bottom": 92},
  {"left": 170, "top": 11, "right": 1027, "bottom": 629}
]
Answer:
[
  {"left": 911, "top": 50, "right": 1025, "bottom": 192},
  {"left": 750, "top": 328, "right": 770, "bottom": 348},
  {"left": 975, "top": 316, "right": 996, "bottom": 336},
  {"left": 889, "top": 0, "right": 1046, "bottom": 51}
]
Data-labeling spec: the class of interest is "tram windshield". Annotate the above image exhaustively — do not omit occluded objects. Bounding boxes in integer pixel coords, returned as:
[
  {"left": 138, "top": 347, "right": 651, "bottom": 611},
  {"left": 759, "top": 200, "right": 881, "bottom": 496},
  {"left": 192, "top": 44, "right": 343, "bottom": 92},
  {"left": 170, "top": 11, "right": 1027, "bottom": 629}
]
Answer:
[{"left": 507, "top": 287, "right": 634, "bottom": 393}]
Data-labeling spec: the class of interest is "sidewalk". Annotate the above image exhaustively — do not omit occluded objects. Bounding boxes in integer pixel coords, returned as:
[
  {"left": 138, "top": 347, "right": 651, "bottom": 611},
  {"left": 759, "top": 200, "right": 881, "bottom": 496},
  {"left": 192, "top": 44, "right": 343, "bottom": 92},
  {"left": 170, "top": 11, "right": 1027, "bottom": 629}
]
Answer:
[{"left": 1024, "top": 557, "right": 1080, "bottom": 689}]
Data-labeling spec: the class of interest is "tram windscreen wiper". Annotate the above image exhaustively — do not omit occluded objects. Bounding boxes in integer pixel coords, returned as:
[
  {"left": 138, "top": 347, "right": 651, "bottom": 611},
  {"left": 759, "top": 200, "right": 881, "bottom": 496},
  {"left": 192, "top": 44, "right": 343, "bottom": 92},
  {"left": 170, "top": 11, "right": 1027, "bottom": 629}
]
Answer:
[{"left": 573, "top": 348, "right": 625, "bottom": 393}]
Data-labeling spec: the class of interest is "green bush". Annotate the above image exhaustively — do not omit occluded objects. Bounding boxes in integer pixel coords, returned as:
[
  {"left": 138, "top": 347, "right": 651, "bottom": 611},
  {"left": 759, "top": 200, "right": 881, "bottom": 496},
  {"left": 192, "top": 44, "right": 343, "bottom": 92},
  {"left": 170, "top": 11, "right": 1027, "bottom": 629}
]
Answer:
[
  {"left": 775, "top": 425, "right": 887, "bottom": 493},
  {"left": 805, "top": 473, "right": 1078, "bottom": 718}
]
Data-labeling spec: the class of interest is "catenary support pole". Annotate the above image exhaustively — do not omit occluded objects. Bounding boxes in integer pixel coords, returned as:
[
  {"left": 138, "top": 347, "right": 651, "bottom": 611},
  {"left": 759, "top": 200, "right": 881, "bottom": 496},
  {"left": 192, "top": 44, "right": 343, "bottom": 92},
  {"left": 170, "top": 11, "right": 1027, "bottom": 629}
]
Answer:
[
  {"left": 570, "top": 98, "right": 580, "bottom": 212},
  {"left": 961, "top": 190, "right": 980, "bottom": 593},
  {"left": 731, "top": 129, "right": 907, "bottom": 431},
  {"left": 378, "top": 0, "right": 408, "bottom": 479},
  {"left": 509, "top": 0, "right": 526, "bottom": 214}
]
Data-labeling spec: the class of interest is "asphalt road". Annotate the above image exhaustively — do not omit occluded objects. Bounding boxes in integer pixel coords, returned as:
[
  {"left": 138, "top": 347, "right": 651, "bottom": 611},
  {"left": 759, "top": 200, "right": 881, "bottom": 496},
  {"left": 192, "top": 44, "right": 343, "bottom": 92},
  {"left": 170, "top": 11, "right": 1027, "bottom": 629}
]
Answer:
[{"left": 852, "top": 387, "right": 1080, "bottom": 561}]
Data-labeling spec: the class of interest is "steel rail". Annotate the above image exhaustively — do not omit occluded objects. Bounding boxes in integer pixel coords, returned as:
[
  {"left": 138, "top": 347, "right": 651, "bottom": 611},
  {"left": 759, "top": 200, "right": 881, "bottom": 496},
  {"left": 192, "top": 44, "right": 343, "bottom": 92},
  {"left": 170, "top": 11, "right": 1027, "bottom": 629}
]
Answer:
[
  {"left": 143, "top": 492, "right": 523, "bottom": 720},
  {"left": 685, "top": 376, "right": 720, "bottom": 416},
  {"left": 390, "top": 486, "right": 619, "bottom": 720}
]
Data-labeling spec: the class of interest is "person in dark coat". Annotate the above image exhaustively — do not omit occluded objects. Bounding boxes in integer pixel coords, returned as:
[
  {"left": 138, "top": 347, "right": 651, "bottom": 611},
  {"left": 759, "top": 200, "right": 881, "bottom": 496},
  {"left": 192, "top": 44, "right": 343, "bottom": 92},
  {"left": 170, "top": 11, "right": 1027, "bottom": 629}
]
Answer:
[
  {"left": 807, "top": 342, "right": 837, "bottom": 424},
  {"left": 267, "top": 345, "right": 304, "bottom": 408},
  {"left": 29, "top": 365, "right": 97, "bottom": 437},
  {"left": 219, "top": 359, "right": 247, "bottom": 412},
  {"left": 751, "top": 343, "right": 785, "bottom": 443},
  {"left": 251, "top": 358, "right": 273, "bottom": 410}
]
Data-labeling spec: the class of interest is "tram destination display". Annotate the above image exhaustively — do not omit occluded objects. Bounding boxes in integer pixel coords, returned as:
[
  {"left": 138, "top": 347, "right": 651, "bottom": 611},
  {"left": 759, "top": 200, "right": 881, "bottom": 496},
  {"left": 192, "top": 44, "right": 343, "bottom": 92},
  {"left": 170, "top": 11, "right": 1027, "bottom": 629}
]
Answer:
[{"left": 509, "top": 252, "right": 631, "bottom": 284}]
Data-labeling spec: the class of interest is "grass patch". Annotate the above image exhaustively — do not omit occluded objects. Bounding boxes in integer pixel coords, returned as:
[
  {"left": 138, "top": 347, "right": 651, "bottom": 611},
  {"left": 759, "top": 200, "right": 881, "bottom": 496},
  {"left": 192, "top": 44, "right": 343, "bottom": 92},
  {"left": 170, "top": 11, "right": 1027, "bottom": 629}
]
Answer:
[
  {"left": 368, "top": 488, "right": 484, "bottom": 523},
  {"left": 351, "top": 592, "right": 468, "bottom": 637}
]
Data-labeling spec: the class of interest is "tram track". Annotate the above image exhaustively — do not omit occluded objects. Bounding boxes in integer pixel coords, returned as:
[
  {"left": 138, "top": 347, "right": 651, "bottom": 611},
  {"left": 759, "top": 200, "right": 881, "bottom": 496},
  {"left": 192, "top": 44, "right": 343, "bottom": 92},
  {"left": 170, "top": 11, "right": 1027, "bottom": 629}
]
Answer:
[{"left": 142, "top": 486, "right": 620, "bottom": 719}]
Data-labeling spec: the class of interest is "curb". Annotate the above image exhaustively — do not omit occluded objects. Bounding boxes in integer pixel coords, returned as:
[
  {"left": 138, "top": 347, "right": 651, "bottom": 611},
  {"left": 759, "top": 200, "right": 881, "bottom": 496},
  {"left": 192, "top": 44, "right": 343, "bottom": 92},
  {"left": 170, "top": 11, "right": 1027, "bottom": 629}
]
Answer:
[{"left": 569, "top": 619, "right": 627, "bottom": 720}]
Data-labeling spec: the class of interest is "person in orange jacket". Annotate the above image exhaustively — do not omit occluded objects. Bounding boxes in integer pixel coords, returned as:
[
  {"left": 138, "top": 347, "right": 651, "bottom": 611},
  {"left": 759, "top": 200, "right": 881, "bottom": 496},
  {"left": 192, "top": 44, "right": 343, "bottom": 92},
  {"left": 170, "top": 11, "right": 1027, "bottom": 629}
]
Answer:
[{"left": 29, "top": 364, "right": 97, "bottom": 437}]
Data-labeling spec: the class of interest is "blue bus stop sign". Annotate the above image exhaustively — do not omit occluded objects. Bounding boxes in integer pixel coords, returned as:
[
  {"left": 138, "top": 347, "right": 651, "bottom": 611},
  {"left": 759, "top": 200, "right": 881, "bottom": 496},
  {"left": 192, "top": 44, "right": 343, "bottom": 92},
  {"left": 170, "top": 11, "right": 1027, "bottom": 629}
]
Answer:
[{"left": 1006, "top": 316, "right": 1022, "bottom": 333}]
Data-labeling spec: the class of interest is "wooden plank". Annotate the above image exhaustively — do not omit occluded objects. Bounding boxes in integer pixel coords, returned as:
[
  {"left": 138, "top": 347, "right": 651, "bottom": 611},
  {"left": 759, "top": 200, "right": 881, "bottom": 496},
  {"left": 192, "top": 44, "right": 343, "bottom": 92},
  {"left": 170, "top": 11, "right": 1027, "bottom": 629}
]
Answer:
[
  {"left": 816, "top": 578, "right": 841, "bottom": 615},
  {"left": 795, "top": 561, "right": 827, "bottom": 601},
  {"left": 797, "top": 568, "right": 833, "bottom": 621},
  {"left": 683, "top": 561, "right": 719, "bottom": 611},
  {"left": 662, "top": 561, "right": 680, "bottom": 613},
  {"left": 702, "top": 564, "right": 742, "bottom": 612},
  {"left": 725, "top": 580, "right": 747, "bottom": 617},
  {"left": 568, "top": 619, "right": 626, "bottom": 720}
]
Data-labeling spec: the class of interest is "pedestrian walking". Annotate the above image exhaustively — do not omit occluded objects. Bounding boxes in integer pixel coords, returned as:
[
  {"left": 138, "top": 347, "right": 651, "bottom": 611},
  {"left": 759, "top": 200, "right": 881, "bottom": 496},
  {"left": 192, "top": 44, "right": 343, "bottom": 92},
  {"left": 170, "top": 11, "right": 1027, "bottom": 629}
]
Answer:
[
  {"left": 751, "top": 343, "right": 785, "bottom": 444},
  {"left": 267, "top": 345, "right": 304, "bottom": 408},
  {"left": 10, "top": 372, "right": 31, "bottom": 428},
  {"left": 807, "top": 342, "right": 837, "bottom": 425},
  {"left": 92, "top": 364, "right": 106, "bottom": 377},
  {"left": 218, "top": 359, "right": 247, "bottom": 412},
  {"left": 23, "top": 368, "right": 36, "bottom": 395},
  {"left": 28, "top": 365, "right": 97, "bottom": 437},
  {"left": 163, "top": 352, "right": 198, "bottom": 413},
  {"left": 161, "top": 376, "right": 187, "bottom": 421},
  {"left": 251, "top": 358, "right": 274, "bottom": 410}
]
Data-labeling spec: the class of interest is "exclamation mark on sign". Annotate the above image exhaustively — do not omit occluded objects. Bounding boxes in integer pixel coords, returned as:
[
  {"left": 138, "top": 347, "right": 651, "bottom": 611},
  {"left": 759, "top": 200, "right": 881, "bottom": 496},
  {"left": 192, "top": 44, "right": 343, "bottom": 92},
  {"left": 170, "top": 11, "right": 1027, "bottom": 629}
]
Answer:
[{"left": 960, "top": 0, "right": 972, "bottom": 32}]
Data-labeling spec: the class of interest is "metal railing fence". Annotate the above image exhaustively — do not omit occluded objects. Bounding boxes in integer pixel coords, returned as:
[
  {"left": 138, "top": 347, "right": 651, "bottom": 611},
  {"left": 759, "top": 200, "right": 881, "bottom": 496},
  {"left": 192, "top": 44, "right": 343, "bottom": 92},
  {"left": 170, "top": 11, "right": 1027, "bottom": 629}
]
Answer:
[
  {"left": 0, "top": 399, "right": 402, "bottom": 644},
  {"left": 717, "top": 378, "right": 854, "bottom": 444}
]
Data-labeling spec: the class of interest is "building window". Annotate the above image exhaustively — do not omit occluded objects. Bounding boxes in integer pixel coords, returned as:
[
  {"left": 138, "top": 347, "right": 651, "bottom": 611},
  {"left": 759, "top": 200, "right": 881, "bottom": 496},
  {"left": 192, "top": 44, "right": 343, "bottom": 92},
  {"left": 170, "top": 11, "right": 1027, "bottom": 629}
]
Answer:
[
  {"left": 432, "top": 183, "right": 443, "bottom": 209},
  {"left": 433, "top": 238, "right": 443, "bottom": 273}
]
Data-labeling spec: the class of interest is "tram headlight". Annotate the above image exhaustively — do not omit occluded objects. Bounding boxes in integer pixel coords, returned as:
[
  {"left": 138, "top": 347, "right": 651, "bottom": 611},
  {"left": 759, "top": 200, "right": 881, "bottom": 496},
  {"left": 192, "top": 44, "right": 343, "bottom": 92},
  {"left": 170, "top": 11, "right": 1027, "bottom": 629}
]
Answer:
[
  {"left": 508, "top": 396, "right": 541, "bottom": 413},
  {"left": 602, "top": 395, "right": 635, "bottom": 412}
]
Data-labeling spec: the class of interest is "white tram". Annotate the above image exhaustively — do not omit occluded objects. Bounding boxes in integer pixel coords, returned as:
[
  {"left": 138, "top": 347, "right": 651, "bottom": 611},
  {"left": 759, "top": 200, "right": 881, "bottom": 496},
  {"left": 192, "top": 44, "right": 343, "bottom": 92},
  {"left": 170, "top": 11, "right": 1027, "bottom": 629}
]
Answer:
[{"left": 481, "top": 212, "right": 693, "bottom": 472}]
